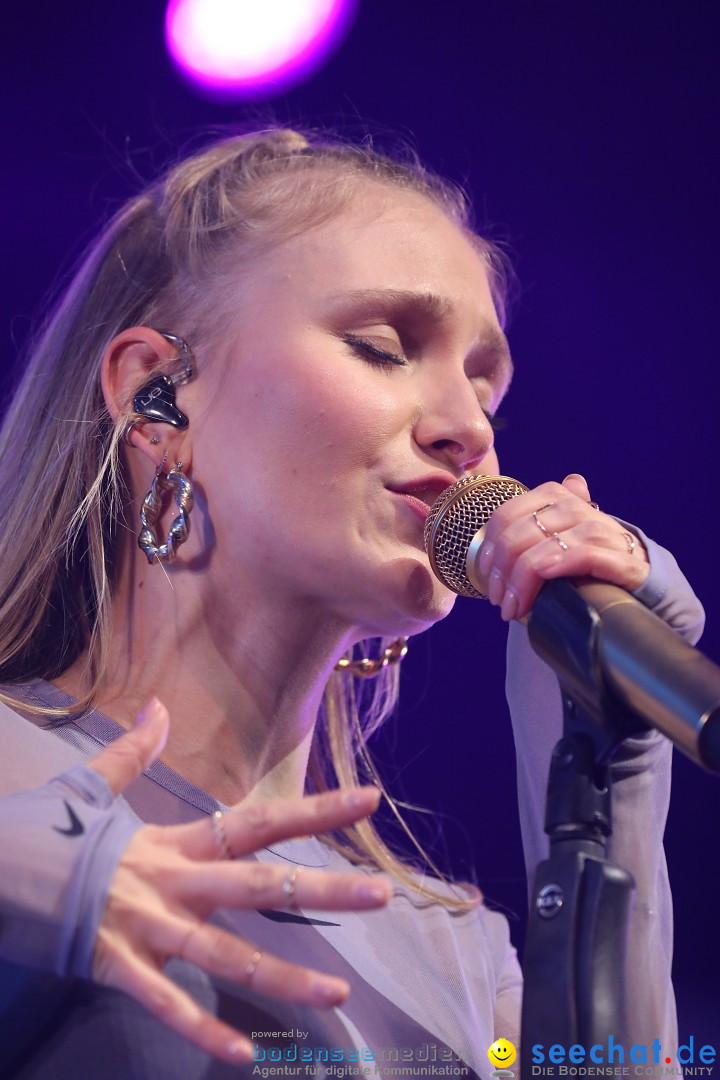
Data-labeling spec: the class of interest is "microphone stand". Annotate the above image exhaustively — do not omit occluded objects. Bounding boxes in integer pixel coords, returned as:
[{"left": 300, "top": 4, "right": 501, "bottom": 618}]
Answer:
[
  {"left": 423, "top": 471, "right": 720, "bottom": 1062},
  {"left": 520, "top": 579, "right": 651, "bottom": 1069}
]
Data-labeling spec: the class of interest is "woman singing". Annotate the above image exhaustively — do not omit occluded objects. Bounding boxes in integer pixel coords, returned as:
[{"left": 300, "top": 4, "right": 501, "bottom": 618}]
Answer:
[{"left": 0, "top": 129, "right": 704, "bottom": 1077}]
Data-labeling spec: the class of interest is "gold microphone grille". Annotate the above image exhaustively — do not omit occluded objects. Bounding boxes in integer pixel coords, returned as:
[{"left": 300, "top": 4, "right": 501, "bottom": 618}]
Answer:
[{"left": 423, "top": 475, "right": 528, "bottom": 598}]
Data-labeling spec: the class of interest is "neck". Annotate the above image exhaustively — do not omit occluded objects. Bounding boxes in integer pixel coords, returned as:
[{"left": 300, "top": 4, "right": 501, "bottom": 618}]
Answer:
[{"left": 55, "top": 550, "right": 357, "bottom": 806}]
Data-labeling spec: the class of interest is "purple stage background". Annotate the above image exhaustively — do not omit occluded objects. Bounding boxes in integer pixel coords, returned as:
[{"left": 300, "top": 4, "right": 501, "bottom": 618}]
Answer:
[{"left": 2, "top": 0, "right": 718, "bottom": 1043}]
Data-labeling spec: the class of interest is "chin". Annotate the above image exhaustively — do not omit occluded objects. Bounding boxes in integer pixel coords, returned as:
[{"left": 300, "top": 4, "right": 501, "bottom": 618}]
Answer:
[{"left": 357, "top": 556, "right": 458, "bottom": 638}]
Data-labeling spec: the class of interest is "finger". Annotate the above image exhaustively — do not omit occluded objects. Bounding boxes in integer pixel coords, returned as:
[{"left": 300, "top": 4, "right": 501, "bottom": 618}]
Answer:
[
  {"left": 174, "top": 786, "right": 382, "bottom": 861},
  {"left": 176, "top": 922, "right": 350, "bottom": 1007},
  {"left": 530, "top": 530, "right": 650, "bottom": 590},
  {"left": 88, "top": 698, "right": 169, "bottom": 797},
  {"left": 482, "top": 481, "right": 572, "bottom": 550},
  {"left": 109, "top": 948, "right": 255, "bottom": 1064},
  {"left": 482, "top": 492, "right": 593, "bottom": 594},
  {"left": 501, "top": 528, "right": 650, "bottom": 620},
  {"left": 562, "top": 472, "right": 592, "bottom": 502},
  {"left": 176, "top": 861, "right": 392, "bottom": 912}
]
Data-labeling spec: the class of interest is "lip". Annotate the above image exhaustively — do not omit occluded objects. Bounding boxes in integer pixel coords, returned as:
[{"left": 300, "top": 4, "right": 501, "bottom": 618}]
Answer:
[
  {"left": 392, "top": 491, "right": 433, "bottom": 522},
  {"left": 387, "top": 473, "right": 458, "bottom": 522}
]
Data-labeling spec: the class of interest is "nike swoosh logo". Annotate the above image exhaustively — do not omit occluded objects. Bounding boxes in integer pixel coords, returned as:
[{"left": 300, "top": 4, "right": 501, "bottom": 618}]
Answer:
[
  {"left": 259, "top": 909, "right": 340, "bottom": 927},
  {"left": 52, "top": 799, "right": 85, "bottom": 837}
]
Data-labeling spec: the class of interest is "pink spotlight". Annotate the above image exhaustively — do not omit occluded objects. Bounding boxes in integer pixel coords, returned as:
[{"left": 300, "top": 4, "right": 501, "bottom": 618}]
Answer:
[{"left": 165, "top": 0, "right": 358, "bottom": 100}]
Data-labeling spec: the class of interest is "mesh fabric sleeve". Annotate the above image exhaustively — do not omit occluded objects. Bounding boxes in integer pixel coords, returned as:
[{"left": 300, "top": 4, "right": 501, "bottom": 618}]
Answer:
[{"left": 0, "top": 761, "right": 142, "bottom": 978}]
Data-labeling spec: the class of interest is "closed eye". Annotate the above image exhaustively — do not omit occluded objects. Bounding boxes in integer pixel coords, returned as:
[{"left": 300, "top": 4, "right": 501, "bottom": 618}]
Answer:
[
  {"left": 340, "top": 331, "right": 507, "bottom": 430},
  {"left": 340, "top": 333, "right": 408, "bottom": 368}
]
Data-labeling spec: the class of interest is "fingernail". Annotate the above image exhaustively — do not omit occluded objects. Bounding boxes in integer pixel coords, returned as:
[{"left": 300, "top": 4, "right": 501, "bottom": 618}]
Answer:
[
  {"left": 478, "top": 540, "right": 494, "bottom": 577},
  {"left": 500, "top": 587, "right": 518, "bottom": 622},
  {"left": 343, "top": 787, "right": 379, "bottom": 810},
  {"left": 355, "top": 881, "right": 390, "bottom": 904},
  {"left": 488, "top": 567, "right": 505, "bottom": 605},
  {"left": 135, "top": 697, "right": 164, "bottom": 726},
  {"left": 227, "top": 1038, "right": 252, "bottom": 1059},
  {"left": 563, "top": 473, "right": 587, "bottom": 485},
  {"left": 313, "top": 979, "right": 349, "bottom": 1004}
]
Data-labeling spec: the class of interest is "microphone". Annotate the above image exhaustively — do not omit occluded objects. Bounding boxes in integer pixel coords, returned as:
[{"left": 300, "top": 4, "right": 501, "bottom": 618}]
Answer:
[{"left": 423, "top": 474, "right": 720, "bottom": 773}]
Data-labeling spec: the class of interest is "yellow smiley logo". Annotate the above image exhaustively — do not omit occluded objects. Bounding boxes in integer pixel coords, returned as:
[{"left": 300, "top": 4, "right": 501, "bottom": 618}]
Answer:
[{"left": 487, "top": 1039, "right": 517, "bottom": 1069}]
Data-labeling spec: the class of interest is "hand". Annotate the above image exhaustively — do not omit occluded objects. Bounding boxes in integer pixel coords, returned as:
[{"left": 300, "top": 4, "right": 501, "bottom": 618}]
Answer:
[
  {"left": 477, "top": 473, "right": 650, "bottom": 621},
  {"left": 85, "top": 699, "right": 391, "bottom": 1064}
]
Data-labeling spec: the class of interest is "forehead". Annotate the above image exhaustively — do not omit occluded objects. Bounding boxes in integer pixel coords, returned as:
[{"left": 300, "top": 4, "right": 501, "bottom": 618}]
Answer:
[
  {"left": 242, "top": 184, "right": 503, "bottom": 335},
  {"left": 290, "top": 185, "right": 489, "bottom": 288}
]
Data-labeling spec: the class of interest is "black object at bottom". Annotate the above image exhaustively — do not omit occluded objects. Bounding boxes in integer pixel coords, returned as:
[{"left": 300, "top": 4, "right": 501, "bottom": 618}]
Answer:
[
  {"left": 521, "top": 730, "right": 635, "bottom": 1061},
  {"left": 520, "top": 579, "right": 646, "bottom": 1069}
]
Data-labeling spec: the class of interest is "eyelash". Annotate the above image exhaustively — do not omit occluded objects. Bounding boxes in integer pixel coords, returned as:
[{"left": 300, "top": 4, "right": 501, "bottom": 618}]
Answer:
[
  {"left": 341, "top": 333, "right": 407, "bottom": 368},
  {"left": 340, "top": 332, "right": 507, "bottom": 431}
]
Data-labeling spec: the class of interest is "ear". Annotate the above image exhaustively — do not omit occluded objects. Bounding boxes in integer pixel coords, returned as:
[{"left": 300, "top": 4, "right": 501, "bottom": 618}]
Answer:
[{"left": 101, "top": 326, "right": 193, "bottom": 473}]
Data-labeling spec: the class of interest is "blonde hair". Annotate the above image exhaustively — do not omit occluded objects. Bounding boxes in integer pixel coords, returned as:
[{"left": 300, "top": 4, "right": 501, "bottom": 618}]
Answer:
[{"left": 0, "top": 128, "right": 510, "bottom": 905}]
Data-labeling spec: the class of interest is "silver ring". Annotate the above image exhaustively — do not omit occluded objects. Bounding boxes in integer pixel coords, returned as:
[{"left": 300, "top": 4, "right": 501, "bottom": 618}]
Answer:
[
  {"left": 282, "top": 867, "right": 302, "bottom": 910},
  {"left": 532, "top": 503, "right": 556, "bottom": 535},
  {"left": 211, "top": 809, "right": 233, "bottom": 860},
  {"left": 621, "top": 530, "right": 636, "bottom": 556},
  {"left": 551, "top": 531, "right": 569, "bottom": 551},
  {"left": 120, "top": 416, "right": 144, "bottom": 447},
  {"left": 245, "top": 948, "right": 262, "bottom": 984}
]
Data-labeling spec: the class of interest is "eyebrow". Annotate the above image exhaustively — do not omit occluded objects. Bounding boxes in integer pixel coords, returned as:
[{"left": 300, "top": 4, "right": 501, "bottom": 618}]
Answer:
[
  {"left": 327, "top": 287, "right": 514, "bottom": 385},
  {"left": 328, "top": 288, "right": 452, "bottom": 321},
  {"left": 330, "top": 285, "right": 453, "bottom": 321}
]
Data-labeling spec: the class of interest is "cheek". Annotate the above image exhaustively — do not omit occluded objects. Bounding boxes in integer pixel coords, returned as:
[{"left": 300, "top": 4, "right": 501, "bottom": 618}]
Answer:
[{"left": 235, "top": 357, "right": 402, "bottom": 466}]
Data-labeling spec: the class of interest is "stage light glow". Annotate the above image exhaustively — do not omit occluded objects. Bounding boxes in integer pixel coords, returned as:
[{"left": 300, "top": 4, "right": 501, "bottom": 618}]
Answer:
[{"left": 165, "top": 0, "right": 357, "bottom": 100}]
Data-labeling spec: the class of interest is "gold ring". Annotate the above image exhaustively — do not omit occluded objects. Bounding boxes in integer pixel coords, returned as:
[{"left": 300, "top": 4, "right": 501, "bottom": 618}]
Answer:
[
  {"left": 245, "top": 948, "right": 263, "bottom": 984},
  {"left": 621, "top": 530, "right": 636, "bottom": 556},
  {"left": 532, "top": 503, "right": 556, "bottom": 535},
  {"left": 551, "top": 532, "right": 569, "bottom": 551},
  {"left": 211, "top": 809, "right": 233, "bottom": 860},
  {"left": 589, "top": 501, "right": 600, "bottom": 511},
  {"left": 283, "top": 867, "right": 302, "bottom": 910}
]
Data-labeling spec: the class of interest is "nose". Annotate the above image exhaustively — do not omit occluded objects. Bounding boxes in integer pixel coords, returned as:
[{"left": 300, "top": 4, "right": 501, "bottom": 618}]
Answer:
[{"left": 413, "top": 372, "right": 496, "bottom": 474}]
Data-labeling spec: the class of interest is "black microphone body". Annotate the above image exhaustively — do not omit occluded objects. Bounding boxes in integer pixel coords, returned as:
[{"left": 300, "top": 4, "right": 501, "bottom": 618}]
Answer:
[{"left": 424, "top": 474, "right": 720, "bottom": 773}]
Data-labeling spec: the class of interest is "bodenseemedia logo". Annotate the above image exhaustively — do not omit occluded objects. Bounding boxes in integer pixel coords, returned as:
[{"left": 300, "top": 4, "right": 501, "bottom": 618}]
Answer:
[{"left": 530, "top": 1036, "right": 716, "bottom": 1076}]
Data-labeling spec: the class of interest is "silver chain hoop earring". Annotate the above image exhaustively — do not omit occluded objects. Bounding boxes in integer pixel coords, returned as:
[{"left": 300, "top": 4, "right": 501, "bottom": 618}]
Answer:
[{"left": 138, "top": 459, "right": 194, "bottom": 564}]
